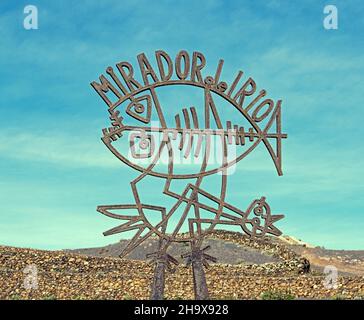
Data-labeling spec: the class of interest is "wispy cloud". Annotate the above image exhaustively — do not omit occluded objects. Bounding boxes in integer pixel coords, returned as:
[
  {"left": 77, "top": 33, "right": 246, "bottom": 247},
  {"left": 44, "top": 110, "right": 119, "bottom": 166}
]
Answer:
[{"left": 0, "top": 130, "right": 119, "bottom": 169}]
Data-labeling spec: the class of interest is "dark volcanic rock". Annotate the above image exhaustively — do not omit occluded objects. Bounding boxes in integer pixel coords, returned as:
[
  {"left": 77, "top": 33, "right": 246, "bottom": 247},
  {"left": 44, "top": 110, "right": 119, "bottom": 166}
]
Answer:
[{"left": 67, "top": 237, "right": 281, "bottom": 265}]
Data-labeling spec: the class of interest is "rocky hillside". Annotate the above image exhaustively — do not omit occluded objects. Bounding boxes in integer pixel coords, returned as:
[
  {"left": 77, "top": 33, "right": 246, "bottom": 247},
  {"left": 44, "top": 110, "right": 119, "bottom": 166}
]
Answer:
[
  {"left": 68, "top": 235, "right": 283, "bottom": 265},
  {"left": 1, "top": 231, "right": 363, "bottom": 300},
  {"left": 68, "top": 230, "right": 364, "bottom": 277}
]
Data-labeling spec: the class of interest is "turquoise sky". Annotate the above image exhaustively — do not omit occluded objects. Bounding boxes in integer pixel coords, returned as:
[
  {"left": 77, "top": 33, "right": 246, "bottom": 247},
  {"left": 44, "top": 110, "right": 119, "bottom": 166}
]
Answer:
[{"left": 0, "top": 0, "right": 363, "bottom": 250}]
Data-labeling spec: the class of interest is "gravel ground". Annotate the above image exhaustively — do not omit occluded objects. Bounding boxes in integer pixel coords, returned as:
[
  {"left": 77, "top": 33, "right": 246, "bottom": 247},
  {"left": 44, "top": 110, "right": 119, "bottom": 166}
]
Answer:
[{"left": 1, "top": 231, "right": 363, "bottom": 300}]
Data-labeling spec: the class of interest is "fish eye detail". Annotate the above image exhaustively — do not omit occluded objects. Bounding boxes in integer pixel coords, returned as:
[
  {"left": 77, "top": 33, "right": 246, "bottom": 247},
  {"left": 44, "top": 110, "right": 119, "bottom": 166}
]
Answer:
[
  {"left": 126, "top": 94, "right": 152, "bottom": 124},
  {"left": 134, "top": 103, "right": 145, "bottom": 114}
]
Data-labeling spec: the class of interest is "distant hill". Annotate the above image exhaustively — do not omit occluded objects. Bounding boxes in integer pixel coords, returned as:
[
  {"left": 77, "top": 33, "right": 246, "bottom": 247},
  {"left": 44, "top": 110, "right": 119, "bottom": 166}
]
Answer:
[
  {"left": 67, "top": 237, "right": 281, "bottom": 265},
  {"left": 67, "top": 231, "right": 364, "bottom": 276}
]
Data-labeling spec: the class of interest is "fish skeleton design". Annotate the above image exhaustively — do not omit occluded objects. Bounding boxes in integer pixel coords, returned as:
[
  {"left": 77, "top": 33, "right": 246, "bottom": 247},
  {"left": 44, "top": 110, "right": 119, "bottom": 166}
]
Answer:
[
  {"left": 91, "top": 50, "right": 287, "bottom": 299},
  {"left": 97, "top": 86, "right": 286, "bottom": 257}
]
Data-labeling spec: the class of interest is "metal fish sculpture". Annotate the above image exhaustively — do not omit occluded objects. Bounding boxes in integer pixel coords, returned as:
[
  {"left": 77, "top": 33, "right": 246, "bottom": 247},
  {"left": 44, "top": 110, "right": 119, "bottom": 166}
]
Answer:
[{"left": 91, "top": 50, "right": 287, "bottom": 300}]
